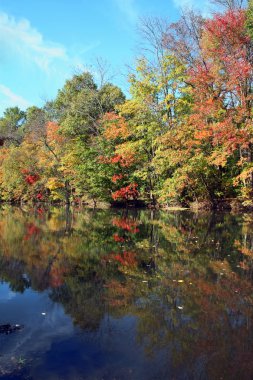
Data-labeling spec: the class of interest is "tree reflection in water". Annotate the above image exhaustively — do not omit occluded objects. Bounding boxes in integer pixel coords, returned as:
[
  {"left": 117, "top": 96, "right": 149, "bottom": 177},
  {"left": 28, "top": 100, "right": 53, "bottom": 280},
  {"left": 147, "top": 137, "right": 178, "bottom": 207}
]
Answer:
[{"left": 0, "top": 206, "right": 253, "bottom": 378}]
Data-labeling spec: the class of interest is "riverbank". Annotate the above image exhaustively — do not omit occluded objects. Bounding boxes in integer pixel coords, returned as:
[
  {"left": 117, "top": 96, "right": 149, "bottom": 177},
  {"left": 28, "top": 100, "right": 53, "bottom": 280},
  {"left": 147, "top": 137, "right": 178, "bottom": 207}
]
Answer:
[{"left": 2, "top": 197, "right": 253, "bottom": 213}]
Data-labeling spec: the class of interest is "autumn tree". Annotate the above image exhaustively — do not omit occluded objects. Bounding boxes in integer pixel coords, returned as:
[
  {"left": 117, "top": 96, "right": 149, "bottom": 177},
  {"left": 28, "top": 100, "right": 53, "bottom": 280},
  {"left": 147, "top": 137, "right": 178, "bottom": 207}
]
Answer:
[
  {"left": 155, "top": 7, "right": 253, "bottom": 205},
  {"left": 188, "top": 9, "right": 253, "bottom": 202},
  {"left": 50, "top": 71, "right": 126, "bottom": 204}
]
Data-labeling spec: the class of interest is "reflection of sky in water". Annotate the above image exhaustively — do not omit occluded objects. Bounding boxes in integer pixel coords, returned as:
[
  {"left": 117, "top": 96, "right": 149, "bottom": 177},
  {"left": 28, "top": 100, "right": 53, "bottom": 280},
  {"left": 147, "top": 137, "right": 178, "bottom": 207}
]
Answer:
[
  {"left": 0, "top": 285, "right": 75, "bottom": 374},
  {"left": 0, "top": 282, "right": 167, "bottom": 380},
  {"left": 0, "top": 282, "right": 16, "bottom": 301}
]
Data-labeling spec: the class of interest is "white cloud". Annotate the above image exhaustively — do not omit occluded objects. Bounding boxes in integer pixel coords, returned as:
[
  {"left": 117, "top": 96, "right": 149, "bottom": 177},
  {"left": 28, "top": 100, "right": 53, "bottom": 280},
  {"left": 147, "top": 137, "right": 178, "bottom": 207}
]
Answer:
[
  {"left": 0, "top": 84, "right": 31, "bottom": 110},
  {"left": 0, "top": 12, "right": 69, "bottom": 72},
  {"left": 0, "top": 11, "right": 101, "bottom": 115},
  {"left": 0, "top": 11, "right": 100, "bottom": 75},
  {"left": 113, "top": 0, "right": 138, "bottom": 23}
]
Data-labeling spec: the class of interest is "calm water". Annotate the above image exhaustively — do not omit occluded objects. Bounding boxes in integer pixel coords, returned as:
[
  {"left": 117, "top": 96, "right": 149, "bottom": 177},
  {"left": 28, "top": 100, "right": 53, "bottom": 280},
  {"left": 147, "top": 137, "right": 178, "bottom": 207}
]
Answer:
[{"left": 0, "top": 206, "right": 253, "bottom": 379}]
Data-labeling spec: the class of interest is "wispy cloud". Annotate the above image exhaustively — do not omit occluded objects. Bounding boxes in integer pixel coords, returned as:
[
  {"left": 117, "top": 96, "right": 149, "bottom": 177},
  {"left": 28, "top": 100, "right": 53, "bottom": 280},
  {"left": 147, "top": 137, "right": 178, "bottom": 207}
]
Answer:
[
  {"left": 113, "top": 0, "right": 138, "bottom": 23},
  {"left": 0, "top": 11, "right": 101, "bottom": 115},
  {"left": 0, "top": 12, "right": 68, "bottom": 72},
  {"left": 0, "top": 11, "right": 100, "bottom": 75},
  {"left": 0, "top": 84, "right": 31, "bottom": 110}
]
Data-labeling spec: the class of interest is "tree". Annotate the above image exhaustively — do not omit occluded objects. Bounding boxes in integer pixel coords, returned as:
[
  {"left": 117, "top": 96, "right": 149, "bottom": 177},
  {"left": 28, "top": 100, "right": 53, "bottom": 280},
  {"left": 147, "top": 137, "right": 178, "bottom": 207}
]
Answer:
[
  {"left": 189, "top": 9, "right": 253, "bottom": 200},
  {"left": 246, "top": 0, "right": 253, "bottom": 38},
  {"left": 52, "top": 71, "right": 126, "bottom": 204},
  {"left": 211, "top": 0, "right": 246, "bottom": 10},
  {"left": 0, "top": 107, "right": 26, "bottom": 145},
  {"left": 24, "top": 106, "right": 47, "bottom": 139},
  {"left": 156, "top": 8, "right": 253, "bottom": 205}
]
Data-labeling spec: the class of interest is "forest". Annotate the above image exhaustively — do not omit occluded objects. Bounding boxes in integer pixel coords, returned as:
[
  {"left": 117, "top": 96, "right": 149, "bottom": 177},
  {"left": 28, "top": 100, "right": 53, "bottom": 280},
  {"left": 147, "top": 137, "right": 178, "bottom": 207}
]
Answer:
[{"left": 0, "top": 0, "right": 253, "bottom": 209}]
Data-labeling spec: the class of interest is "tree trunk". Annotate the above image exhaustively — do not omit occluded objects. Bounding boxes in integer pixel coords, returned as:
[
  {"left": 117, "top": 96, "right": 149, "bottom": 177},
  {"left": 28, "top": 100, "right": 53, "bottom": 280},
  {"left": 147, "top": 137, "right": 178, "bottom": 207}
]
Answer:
[{"left": 65, "top": 180, "right": 71, "bottom": 205}]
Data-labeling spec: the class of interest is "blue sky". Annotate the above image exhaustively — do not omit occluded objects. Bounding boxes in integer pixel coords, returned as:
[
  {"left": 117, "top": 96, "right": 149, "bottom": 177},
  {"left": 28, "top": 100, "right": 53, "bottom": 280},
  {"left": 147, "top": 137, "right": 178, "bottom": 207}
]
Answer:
[{"left": 0, "top": 0, "right": 209, "bottom": 115}]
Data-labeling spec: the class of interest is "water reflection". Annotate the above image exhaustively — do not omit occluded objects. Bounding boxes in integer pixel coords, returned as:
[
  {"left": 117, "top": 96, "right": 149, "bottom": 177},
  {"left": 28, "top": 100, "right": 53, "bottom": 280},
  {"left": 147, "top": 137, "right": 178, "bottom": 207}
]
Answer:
[{"left": 0, "top": 206, "right": 253, "bottom": 379}]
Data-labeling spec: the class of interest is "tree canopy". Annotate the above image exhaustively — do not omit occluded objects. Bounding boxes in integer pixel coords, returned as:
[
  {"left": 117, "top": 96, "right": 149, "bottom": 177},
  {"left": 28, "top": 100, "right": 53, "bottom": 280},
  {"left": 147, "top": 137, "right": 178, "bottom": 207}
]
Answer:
[{"left": 0, "top": 3, "right": 253, "bottom": 209}]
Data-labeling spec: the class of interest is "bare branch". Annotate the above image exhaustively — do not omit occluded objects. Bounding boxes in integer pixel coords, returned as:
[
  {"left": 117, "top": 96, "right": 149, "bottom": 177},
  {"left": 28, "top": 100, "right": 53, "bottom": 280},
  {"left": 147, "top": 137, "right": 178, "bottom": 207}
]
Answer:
[{"left": 210, "top": 0, "right": 246, "bottom": 10}]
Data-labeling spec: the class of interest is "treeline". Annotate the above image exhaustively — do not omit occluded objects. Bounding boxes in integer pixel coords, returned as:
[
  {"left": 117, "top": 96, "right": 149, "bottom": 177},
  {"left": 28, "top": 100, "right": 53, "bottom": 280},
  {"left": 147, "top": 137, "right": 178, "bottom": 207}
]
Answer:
[{"left": 0, "top": 0, "right": 253, "bottom": 208}]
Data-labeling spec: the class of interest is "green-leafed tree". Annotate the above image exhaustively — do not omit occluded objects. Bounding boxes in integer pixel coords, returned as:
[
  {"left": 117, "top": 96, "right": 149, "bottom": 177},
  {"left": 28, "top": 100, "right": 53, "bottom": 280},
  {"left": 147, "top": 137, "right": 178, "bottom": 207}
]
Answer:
[{"left": 0, "top": 107, "right": 26, "bottom": 145}]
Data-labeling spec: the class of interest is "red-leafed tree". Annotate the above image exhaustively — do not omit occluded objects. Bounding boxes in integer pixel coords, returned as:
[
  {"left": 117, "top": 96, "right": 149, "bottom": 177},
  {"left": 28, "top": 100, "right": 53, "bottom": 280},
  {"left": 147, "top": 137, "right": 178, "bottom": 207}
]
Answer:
[
  {"left": 189, "top": 9, "right": 253, "bottom": 198},
  {"left": 99, "top": 112, "right": 140, "bottom": 203}
]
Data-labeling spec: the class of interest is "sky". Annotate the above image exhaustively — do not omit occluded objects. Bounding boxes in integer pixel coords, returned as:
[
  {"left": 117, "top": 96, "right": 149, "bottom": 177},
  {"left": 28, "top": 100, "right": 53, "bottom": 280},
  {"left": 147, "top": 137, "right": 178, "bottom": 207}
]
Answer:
[{"left": 0, "top": 0, "right": 210, "bottom": 116}]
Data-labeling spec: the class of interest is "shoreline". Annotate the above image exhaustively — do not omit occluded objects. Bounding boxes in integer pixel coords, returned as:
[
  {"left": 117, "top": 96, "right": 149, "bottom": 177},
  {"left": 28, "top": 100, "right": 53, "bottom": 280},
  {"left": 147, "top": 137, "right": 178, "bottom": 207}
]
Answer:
[{"left": 1, "top": 198, "right": 253, "bottom": 213}]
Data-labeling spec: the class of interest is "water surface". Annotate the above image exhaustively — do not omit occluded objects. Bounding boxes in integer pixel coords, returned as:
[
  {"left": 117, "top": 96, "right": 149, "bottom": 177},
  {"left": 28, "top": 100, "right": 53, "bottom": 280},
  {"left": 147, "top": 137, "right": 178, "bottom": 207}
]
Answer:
[{"left": 0, "top": 206, "right": 253, "bottom": 379}]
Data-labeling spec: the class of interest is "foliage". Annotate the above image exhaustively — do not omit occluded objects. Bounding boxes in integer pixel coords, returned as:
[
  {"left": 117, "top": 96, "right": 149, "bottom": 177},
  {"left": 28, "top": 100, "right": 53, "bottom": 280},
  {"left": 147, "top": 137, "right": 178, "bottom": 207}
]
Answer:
[{"left": 0, "top": 5, "right": 252, "bottom": 206}]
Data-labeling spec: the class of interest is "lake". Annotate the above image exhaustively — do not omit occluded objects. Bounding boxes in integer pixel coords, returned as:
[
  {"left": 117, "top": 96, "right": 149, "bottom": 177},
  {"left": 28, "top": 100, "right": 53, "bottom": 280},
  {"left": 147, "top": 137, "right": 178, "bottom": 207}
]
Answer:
[{"left": 0, "top": 206, "right": 252, "bottom": 379}]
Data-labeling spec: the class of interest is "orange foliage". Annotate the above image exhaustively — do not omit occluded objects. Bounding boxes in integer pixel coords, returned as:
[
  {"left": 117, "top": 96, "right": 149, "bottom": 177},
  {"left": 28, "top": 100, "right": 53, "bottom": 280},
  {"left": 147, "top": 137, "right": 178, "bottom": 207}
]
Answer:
[
  {"left": 112, "top": 217, "right": 140, "bottom": 233},
  {"left": 46, "top": 121, "right": 64, "bottom": 145},
  {"left": 105, "top": 251, "right": 137, "bottom": 267},
  {"left": 102, "top": 112, "right": 130, "bottom": 140},
  {"left": 112, "top": 183, "right": 139, "bottom": 201}
]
